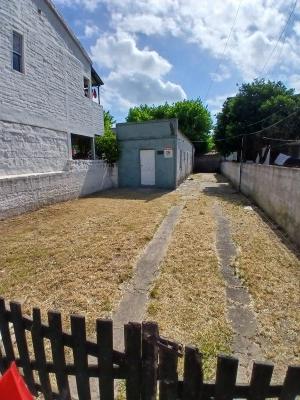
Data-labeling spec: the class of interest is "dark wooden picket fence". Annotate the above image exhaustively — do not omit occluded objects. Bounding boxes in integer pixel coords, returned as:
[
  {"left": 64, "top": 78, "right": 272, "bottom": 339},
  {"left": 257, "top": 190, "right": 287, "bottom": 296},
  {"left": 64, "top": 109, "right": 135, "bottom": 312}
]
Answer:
[{"left": 0, "top": 298, "right": 299, "bottom": 400}]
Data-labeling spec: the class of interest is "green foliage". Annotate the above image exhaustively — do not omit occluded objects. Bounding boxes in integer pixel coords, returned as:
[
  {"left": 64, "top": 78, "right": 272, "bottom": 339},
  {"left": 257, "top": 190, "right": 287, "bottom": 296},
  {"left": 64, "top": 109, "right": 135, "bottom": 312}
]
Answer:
[
  {"left": 214, "top": 79, "right": 300, "bottom": 159},
  {"left": 126, "top": 99, "right": 213, "bottom": 154},
  {"left": 95, "top": 111, "right": 120, "bottom": 165}
]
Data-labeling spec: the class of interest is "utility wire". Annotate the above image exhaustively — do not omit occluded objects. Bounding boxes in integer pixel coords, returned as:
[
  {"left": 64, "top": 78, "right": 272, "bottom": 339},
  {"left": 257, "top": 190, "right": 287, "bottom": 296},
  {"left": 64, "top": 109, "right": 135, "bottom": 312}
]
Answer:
[
  {"left": 203, "top": 0, "right": 243, "bottom": 103},
  {"left": 257, "top": 0, "right": 297, "bottom": 78},
  {"left": 192, "top": 108, "right": 300, "bottom": 142}
]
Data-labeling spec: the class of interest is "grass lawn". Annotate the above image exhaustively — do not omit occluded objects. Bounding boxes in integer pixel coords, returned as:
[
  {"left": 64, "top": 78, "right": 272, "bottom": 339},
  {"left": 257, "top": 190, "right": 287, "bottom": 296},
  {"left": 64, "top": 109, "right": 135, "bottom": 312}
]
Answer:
[
  {"left": 0, "top": 188, "right": 178, "bottom": 334},
  {"left": 147, "top": 180, "right": 232, "bottom": 379},
  {"left": 220, "top": 193, "right": 300, "bottom": 381}
]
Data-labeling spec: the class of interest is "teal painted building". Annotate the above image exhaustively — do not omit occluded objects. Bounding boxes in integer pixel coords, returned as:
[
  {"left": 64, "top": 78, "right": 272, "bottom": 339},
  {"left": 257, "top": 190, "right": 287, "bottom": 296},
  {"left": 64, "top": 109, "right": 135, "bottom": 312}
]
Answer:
[{"left": 116, "top": 119, "right": 194, "bottom": 189}]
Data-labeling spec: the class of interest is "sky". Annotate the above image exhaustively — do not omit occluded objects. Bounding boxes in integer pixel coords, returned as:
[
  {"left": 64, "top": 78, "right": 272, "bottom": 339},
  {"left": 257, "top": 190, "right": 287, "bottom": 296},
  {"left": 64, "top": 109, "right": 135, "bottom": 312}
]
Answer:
[{"left": 53, "top": 0, "right": 300, "bottom": 123}]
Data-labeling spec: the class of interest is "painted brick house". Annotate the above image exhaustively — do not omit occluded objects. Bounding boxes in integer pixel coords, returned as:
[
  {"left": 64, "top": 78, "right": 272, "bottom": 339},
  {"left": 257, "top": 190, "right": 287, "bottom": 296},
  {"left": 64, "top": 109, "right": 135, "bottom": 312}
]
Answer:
[{"left": 0, "top": 0, "right": 117, "bottom": 218}]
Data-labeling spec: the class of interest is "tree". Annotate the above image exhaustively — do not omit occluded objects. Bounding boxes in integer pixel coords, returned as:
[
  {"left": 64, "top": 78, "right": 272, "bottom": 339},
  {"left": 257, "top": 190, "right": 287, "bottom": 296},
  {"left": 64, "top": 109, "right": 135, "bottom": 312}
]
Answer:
[
  {"left": 126, "top": 99, "right": 213, "bottom": 154},
  {"left": 95, "top": 111, "right": 120, "bottom": 165},
  {"left": 214, "top": 79, "right": 300, "bottom": 160}
]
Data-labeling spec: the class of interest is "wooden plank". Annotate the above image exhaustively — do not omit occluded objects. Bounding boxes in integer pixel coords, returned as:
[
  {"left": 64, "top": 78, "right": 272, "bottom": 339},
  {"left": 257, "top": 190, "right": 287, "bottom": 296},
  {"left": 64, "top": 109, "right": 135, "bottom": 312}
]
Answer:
[
  {"left": 182, "top": 345, "right": 203, "bottom": 400},
  {"left": 10, "top": 301, "right": 37, "bottom": 395},
  {"left": 279, "top": 366, "right": 300, "bottom": 400},
  {"left": 158, "top": 341, "right": 179, "bottom": 400},
  {"left": 31, "top": 308, "right": 53, "bottom": 400},
  {"left": 0, "top": 298, "right": 15, "bottom": 366},
  {"left": 48, "top": 311, "right": 71, "bottom": 400},
  {"left": 214, "top": 355, "right": 238, "bottom": 400},
  {"left": 141, "top": 322, "right": 159, "bottom": 400},
  {"left": 97, "top": 319, "right": 114, "bottom": 400},
  {"left": 70, "top": 314, "right": 91, "bottom": 400},
  {"left": 125, "top": 322, "right": 142, "bottom": 400},
  {"left": 0, "top": 344, "right": 6, "bottom": 373},
  {"left": 248, "top": 362, "right": 274, "bottom": 400}
]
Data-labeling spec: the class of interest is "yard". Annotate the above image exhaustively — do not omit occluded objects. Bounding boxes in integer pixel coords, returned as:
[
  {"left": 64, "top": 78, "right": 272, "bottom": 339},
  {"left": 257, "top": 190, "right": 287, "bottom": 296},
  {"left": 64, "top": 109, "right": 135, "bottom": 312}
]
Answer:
[
  {"left": 0, "top": 174, "right": 299, "bottom": 382},
  {"left": 0, "top": 188, "right": 178, "bottom": 333}
]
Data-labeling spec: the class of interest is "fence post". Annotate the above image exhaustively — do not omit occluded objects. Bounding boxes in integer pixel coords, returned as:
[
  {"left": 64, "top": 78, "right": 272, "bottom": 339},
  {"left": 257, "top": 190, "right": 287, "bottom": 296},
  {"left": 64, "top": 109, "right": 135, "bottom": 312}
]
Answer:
[
  {"left": 214, "top": 355, "right": 238, "bottom": 400},
  {"left": 10, "top": 301, "right": 37, "bottom": 396},
  {"left": 32, "top": 308, "right": 53, "bottom": 400},
  {"left": 158, "top": 339, "right": 180, "bottom": 400},
  {"left": 0, "top": 298, "right": 14, "bottom": 368},
  {"left": 248, "top": 362, "right": 274, "bottom": 400},
  {"left": 48, "top": 311, "right": 71, "bottom": 400},
  {"left": 141, "top": 322, "right": 159, "bottom": 400},
  {"left": 97, "top": 319, "right": 114, "bottom": 400},
  {"left": 70, "top": 314, "right": 91, "bottom": 400},
  {"left": 279, "top": 366, "right": 300, "bottom": 400},
  {"left": 125, "top": 322, "right": 142, "bottom": 400},
  {"left": 182, "top": 345, "right": 203, "bottom": 400}
]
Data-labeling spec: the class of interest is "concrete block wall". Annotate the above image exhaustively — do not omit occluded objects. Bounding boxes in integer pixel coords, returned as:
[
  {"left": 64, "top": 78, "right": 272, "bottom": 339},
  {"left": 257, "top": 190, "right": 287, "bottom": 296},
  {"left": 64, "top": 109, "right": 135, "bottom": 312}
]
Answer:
[
  {"left": 221, "top": 161, "right": 300, "bottom": 247},
  {"left": 0, "top": 120, "right": 69, "bottom": 176},
  {"left": 0, "top": 161, "right": 118, "bottom": 219}
]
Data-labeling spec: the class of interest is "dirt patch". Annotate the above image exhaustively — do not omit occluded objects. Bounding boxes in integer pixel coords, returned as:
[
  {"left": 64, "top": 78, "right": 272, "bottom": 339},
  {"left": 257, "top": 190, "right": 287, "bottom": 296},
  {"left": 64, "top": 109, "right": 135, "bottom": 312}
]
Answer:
[{"left": 0, "top": 188, "right": 178, "bottom": 334}]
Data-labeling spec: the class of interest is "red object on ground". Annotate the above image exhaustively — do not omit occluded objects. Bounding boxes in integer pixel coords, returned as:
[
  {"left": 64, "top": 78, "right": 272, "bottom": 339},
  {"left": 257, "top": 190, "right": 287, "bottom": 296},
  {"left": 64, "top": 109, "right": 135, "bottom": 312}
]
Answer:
[{"left": 0, "top": 362, "right": 34, "bottom": 400}]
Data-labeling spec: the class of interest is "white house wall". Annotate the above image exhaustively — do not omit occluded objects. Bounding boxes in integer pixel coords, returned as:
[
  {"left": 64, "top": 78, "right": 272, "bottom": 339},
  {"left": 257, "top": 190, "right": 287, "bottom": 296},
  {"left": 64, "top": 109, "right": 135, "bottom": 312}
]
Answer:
[
  {"left": 0, "top": 0, "right": 103, "bottom": 140},
  {"left": 176, "top": 130, "right": 194, "bottom": 184}
]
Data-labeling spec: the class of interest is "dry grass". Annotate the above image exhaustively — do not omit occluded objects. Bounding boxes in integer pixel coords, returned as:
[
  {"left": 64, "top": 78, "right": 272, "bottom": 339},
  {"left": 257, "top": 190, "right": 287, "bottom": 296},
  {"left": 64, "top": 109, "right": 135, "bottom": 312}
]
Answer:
[
  {"left": 147, "top": 183, "right": 232, "bottom": 379},
  {"left": 219, "top": 192, "right": 300, "bottom": 380},
  {"left": 0, "top": 188, "right": 178, "bottom": 334}
]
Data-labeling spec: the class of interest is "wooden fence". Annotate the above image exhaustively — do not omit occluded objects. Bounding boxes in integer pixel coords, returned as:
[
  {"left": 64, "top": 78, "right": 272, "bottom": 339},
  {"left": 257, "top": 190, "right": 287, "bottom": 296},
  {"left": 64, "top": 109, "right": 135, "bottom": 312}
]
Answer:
[{"left": 0, "top": 298, "right": 299, "bottom": 400}]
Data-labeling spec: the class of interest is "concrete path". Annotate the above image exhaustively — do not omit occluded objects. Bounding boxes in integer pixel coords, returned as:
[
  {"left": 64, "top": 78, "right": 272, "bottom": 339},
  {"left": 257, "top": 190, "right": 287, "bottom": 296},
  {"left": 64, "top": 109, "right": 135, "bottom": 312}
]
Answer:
[
  {"left": 112, "top": 204, "right": 184, "bottom": 351},
  {"left": 213, "top": 203, "right": 261, "bottom": 382}
]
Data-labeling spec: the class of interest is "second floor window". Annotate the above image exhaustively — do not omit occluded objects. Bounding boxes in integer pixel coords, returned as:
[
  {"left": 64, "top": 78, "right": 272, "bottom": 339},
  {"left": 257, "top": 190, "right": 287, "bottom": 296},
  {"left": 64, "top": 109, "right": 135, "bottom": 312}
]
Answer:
[
  {"left": 84, "top": 77, "right": 90, "bottom": 98},
  {"left": 13, "top": 31, "right": 23, "bottom": 73}
]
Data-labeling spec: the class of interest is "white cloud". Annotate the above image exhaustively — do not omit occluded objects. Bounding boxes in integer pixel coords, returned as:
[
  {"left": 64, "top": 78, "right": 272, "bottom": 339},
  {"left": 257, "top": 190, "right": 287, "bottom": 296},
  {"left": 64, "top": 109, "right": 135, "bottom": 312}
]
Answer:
[
  {"left": 102, "top": 71, "right": 186, "bottom": 110},
  {"left": 287, "top": 74, "right": 300, "bottom": 92},
  {"left": 54, "top": 0, "right": 100, "bottom": 11},
  {"left": 84, "top": 24, "right": 100, "bottom": 38},
  {"left": 91, "top": 33, "right": 172, "bottom": 78},
  {"left": 93, "top": 0, "right": 300, "bottom": 79},
  {"left": 91, "top": 33, "right": 186, "bottom": 111},
  {"left": 210, "top": 65, "right": 231, "bottom": 82},
  {"left": 207, "top": 92, "right": 235, "bottom": 116}
]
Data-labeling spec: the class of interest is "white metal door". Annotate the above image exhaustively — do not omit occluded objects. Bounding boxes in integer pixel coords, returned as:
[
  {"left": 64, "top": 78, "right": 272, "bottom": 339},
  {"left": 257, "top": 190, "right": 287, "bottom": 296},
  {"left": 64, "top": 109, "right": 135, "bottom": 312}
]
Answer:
[{"left": 140, "top": 150, "right": 155, "bottom": 186}]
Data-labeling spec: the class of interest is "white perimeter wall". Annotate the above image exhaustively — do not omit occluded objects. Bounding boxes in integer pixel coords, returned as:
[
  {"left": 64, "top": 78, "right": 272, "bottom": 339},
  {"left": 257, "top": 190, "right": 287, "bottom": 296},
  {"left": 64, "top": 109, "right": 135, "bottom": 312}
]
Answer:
[
  {"left": 221, "top": 161, "right": 300, "bottom": 247},
  {"left": 176, "top": 130, "right": 194, "bottom": 185},
  {"left": 0, "top": 160, "right": 118, "bottom": 219}
]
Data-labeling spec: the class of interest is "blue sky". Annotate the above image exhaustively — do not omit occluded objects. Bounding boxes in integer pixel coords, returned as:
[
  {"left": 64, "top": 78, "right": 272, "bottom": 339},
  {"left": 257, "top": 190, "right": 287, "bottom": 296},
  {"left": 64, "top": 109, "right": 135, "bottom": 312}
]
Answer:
[{"left": 53, "top": 0, "right": 300, "bottom": 123}]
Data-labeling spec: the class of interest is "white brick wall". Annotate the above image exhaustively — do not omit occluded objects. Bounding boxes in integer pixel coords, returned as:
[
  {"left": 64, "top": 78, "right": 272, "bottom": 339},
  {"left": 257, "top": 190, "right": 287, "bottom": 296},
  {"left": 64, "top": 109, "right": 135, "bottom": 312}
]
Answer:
[
  {"left": 0, "top": 161, "right": 118, "bottom": 219},
  {"left": 0, "top": 0, "right": 104, "bottom": 139},
  {"left": 0, "top": 120, "right": 69, "bottom": 176}
]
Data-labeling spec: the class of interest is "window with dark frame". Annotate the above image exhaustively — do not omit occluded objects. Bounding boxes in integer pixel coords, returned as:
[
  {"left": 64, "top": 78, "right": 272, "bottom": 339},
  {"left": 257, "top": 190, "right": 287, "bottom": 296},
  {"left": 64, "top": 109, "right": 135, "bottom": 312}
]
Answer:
[
  {"left": 84, "top": 77, "right": 90, "bottom": 98},
  {"left": 12, "top": 31, "right": 23, "bottom": 72}
]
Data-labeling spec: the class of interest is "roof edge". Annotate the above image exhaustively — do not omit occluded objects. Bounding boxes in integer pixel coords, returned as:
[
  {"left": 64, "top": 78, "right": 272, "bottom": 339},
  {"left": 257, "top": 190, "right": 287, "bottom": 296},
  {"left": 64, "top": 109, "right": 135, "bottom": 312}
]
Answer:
[{"left": 44, "top": 0, "right": 92, "bottom": 64}]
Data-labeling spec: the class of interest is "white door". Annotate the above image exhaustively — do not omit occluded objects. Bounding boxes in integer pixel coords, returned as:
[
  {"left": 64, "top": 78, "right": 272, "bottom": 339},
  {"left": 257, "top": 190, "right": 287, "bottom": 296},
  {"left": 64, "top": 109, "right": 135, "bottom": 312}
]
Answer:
[{"left": 140, "top": 150, "right": 155, "bottom": 186}]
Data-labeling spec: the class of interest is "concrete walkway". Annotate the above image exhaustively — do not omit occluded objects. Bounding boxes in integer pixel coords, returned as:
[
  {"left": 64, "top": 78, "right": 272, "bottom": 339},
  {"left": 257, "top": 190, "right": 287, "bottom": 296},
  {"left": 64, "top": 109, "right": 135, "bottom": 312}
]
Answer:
[
  {"left": 214, "top": 203, "right": 261, "bottom": 382},
  {"left": 112, "top": 203, "right": 184, "bottom": 351}
]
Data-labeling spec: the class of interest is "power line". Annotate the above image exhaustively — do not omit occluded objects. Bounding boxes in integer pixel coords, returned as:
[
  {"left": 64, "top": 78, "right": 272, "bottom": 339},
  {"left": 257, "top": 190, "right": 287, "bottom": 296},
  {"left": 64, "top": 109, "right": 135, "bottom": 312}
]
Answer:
[
  {"left": 257, "top": 0, "right": 297, "bottom": 78},
  {"left": 192, "top": 107, "right": 300, "bottom": 142},
  {"left": 203, "top": 0, "right": 243, "bottom": 103}
]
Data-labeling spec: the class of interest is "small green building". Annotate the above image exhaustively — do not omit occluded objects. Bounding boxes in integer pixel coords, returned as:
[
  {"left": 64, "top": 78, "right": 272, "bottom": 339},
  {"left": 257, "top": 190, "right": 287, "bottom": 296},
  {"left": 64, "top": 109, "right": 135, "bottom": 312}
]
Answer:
[{"left": 116, "top": 119, "right": 194, "bottom": 189}]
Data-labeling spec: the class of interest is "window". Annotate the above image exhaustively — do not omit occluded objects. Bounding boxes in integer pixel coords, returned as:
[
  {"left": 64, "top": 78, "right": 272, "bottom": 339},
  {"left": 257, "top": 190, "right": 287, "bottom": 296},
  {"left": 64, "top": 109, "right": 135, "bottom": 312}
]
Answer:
[
  {"left": 12, "top": 31, "right": 23, "bottom": 72},
  {"left": 71, "top": 133, "right": 94, "bottom": 160},
  {"left": 84, "top": 77, "right": 90, "bottom": 98}
]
